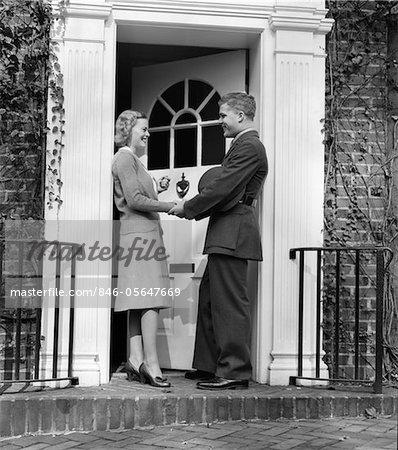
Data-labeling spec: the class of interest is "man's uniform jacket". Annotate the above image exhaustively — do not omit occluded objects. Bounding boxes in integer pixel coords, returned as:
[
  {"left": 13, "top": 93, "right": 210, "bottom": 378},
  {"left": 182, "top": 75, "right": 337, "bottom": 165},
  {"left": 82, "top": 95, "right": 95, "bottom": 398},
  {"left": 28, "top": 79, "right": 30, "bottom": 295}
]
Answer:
[{"left": 184, "top": 130, "right": 268, "bottom": 261}]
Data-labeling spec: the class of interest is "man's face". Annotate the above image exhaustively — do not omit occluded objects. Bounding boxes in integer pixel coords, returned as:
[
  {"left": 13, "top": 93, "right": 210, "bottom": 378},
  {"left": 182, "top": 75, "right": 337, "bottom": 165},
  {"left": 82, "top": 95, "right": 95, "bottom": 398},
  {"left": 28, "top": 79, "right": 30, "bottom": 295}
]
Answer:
[{"left": 219, "top": 103, "right": 243, "bottom": 138}]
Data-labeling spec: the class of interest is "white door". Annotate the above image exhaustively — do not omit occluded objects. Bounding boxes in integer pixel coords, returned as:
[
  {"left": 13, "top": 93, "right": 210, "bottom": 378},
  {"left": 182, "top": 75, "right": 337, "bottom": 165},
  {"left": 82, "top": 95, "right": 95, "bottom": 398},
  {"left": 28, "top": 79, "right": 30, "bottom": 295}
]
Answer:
[{"left": 131, "top": 50, "right": 246, "bottom": 369}]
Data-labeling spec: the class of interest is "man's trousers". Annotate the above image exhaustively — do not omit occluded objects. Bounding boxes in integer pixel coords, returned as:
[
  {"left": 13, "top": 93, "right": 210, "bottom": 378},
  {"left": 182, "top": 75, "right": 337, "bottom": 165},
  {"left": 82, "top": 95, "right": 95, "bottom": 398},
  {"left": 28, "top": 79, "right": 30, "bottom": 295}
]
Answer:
[{"left": 192, "top": 253, "right": 252, "bottom": 380}]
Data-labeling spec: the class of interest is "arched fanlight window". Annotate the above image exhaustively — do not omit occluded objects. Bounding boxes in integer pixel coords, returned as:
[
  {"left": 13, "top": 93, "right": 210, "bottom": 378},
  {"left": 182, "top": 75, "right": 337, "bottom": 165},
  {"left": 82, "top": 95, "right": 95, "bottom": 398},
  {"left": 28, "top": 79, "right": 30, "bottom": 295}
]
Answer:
[{"left": 148, "top": 79, "right": 225, "bottom": 170}]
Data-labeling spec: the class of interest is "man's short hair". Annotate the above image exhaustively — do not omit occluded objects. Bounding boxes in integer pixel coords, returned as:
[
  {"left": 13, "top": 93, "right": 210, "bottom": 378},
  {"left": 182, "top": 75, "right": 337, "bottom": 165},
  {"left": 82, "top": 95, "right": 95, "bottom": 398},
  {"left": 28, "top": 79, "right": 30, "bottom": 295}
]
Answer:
[{"left": 218, "top": 92, "right": 256, "bottom": 120}]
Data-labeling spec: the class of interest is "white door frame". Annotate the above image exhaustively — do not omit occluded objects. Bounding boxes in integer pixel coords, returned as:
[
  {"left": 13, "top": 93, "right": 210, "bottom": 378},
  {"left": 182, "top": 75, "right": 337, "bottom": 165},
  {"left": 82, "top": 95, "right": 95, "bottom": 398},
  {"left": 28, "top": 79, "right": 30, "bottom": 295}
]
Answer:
[{"left": 49, "top": 0, "right": 332, "bottom": 386}]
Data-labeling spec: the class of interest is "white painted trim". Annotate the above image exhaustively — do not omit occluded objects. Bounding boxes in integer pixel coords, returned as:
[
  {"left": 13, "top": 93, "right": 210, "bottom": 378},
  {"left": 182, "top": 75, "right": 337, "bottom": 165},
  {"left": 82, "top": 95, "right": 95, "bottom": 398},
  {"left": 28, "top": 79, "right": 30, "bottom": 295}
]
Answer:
[
  {"left": 158, "top": 96, "right": 176, "bottom": 116},
  {"left": 97, "top": 16, "right": 118, "bottom": 385},
  {"left": 269, "top": 17, "right": 334, "bottom": 33},
  {"left": 62, "top": 38, "right": 105, "bottom": 44},
  {"left": 269, "top": 5, "right": 333, "bottom": 34},
  {"left": 49, "top": 0, "right": 332, "bottom": 387},
  {"left": 254, "top": 28, "right": 275, "bottom": 385},
  {"left": 112, "top": 0, "right": 274, "bottom": 19},
  {"left": 171, "top": 109, "right": 201, "bottom": 126},
  {"left": 275, "top": 49, "right": 327, "bottom": 56},
  {"left": 197, "top": 88, "right": 217, "bottom": 114},
  {"left": 65, "top": 2, "right": 112, "bottom": 19}
]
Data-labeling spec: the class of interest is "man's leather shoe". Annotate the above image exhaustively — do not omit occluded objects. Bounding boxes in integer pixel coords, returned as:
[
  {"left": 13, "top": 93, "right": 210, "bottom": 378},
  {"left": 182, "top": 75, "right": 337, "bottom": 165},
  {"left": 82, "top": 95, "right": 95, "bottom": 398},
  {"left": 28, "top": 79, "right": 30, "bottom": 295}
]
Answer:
[
  {"left": 185, "top": 369, "right": 214, "bottom": 380},
  {"left": 196, "top": 376, "right": 249, "bottom": 390}
]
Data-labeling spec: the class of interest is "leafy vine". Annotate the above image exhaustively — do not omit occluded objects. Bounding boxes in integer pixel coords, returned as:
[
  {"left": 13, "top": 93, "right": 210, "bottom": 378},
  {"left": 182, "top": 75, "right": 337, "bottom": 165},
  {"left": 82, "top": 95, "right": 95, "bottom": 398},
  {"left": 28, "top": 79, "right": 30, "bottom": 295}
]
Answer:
[
  {"left": 0, "top": 0, "right": 51, "bottom": 221},
  {"left": 324, "top": 0, "right": 398, "bottom": 382},
  {"left": 0, "top": 0, "right": 67, "bottom": 220},
  {"left": 46, "top": 0, "right": 67, "bottom": 211},
  {"left": 0, "top": 0, "right": 67, "bottom": 370}
]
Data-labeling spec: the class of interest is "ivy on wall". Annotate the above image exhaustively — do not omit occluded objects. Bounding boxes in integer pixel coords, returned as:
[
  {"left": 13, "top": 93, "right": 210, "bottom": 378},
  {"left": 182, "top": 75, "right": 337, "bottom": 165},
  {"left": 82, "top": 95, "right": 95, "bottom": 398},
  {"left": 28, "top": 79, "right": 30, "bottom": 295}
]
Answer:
[
  {"left": 0, "top": 0, "right": 68, "bottom": 376},
  {"left": 46, "top": 0, "right": 67, "bottom": 212},
  {"left": 0, "top": 0, "right": 50, "bottom": 220},
  {"left": 324, "top": 0, "right": 398, "bottom": 382},
  {"left": 0, "top": 0, "right": 66, "bottom": 223}
]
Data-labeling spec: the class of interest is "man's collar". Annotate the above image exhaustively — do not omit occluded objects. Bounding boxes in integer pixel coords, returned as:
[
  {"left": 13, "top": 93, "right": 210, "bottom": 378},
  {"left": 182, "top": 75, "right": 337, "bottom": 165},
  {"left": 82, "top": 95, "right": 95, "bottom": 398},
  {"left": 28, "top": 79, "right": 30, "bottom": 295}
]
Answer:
[{"left": 231, "top": 127, "right": 257, "bottom": 145}]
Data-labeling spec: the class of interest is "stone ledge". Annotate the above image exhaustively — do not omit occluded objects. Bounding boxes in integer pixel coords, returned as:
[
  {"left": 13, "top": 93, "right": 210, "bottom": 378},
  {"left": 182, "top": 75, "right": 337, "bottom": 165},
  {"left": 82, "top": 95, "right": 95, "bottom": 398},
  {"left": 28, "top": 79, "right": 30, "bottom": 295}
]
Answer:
[{"left": 0, "top": 374, "right": 397, "bottom": 437}]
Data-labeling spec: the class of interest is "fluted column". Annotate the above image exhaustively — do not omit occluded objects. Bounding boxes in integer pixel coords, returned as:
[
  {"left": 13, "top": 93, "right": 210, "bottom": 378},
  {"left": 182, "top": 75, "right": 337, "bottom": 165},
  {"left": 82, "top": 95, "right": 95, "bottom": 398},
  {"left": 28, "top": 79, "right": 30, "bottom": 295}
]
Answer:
[
  {"left": 43, "top": 2, "right": 115, "bottom": 385},
  {"left": 266, "top": 6, "right": 333, "bottom": 385}
]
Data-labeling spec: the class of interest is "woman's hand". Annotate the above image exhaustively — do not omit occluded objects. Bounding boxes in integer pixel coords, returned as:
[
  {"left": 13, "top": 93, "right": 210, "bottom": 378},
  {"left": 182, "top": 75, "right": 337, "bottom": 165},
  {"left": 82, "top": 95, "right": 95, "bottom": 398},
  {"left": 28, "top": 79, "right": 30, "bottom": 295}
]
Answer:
[
  {"left": 168, "top": 201, "right": 186, "bottom": 218},
  {"left": 157, "top": 176, "right": 170, "bottom": 193},
  {"left": 164, "top": 201, "right": 178, "bottom": 213}
]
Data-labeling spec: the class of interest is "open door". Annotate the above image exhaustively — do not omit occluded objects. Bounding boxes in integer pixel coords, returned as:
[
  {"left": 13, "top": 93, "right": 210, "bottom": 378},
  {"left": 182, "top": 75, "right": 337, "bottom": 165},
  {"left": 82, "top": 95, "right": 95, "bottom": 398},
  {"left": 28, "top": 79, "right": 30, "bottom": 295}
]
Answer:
[{"left": 131, "top": 50, "right": 247, "bottom": 369}]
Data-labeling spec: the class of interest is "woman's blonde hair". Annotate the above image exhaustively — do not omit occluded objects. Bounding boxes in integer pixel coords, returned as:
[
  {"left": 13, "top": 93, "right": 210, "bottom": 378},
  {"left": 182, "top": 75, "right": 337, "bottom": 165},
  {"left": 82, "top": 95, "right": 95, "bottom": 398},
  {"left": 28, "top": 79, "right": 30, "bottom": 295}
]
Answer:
[{"left": 114, "top": 110, "right": 147, "bottom": 148}]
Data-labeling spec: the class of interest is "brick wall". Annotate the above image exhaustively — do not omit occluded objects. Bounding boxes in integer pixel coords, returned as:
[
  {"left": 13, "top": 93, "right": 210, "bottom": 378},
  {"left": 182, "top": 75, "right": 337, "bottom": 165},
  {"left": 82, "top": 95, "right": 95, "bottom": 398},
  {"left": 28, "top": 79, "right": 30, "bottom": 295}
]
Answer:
[
  {"left": 324, "top": 1, "right": 397, "bottom": 381},
  {"left": 0, "top": 0, "right": 50, "bottom": 380},
  {"left": 0, "top": 0, "right": 49, "bottom": 221}
]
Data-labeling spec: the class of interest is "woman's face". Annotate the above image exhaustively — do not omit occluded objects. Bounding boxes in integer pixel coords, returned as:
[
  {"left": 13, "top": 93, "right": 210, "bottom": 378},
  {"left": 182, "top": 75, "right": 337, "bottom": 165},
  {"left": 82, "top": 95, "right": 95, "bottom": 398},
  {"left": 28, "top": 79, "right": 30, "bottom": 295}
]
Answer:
[{"left": 130, "top": 118, "right": 150, "bottom": 152}]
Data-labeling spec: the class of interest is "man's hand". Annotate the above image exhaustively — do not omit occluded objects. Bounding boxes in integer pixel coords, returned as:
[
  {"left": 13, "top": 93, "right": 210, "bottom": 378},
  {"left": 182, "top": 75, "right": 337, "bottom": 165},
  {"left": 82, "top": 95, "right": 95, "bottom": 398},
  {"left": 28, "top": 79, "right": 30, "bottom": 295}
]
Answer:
[{"left": 168, "top": 202, "right": 186, "bottom": 218}]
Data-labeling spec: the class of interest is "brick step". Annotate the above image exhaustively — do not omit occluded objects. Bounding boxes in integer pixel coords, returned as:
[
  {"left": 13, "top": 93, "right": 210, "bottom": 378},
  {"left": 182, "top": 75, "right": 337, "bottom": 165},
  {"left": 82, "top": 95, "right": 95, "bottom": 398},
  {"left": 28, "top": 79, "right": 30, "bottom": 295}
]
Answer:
[{"left": 0, "top": 374, "right": 397, "bottom": 437}]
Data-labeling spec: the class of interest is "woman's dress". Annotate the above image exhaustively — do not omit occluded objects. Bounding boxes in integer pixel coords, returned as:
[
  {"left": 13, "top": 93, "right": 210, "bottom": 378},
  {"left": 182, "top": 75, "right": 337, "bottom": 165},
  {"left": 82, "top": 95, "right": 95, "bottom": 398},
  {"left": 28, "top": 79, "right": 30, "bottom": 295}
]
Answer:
[{"left": 112, "top": 147, "right": 172, "bottom": 311}]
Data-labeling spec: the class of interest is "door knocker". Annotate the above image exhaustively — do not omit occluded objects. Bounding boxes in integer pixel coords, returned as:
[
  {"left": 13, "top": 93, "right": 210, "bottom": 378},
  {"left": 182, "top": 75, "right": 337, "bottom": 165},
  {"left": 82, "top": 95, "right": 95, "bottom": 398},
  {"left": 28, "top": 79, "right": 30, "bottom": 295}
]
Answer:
[{"left": 176, "top": 173, "right": 190, "bottom": 199}]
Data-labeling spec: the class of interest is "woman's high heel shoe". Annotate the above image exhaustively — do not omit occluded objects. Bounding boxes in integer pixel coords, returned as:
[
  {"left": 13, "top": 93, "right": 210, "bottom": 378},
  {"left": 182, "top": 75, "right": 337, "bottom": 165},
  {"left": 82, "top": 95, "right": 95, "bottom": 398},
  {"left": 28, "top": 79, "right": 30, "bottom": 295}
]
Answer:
[
  {"left": 124, "top": 361, "right": 144, "bottom": 383},
  {"left": 139, "top": 363, "right": 171, "bottom": 388}
]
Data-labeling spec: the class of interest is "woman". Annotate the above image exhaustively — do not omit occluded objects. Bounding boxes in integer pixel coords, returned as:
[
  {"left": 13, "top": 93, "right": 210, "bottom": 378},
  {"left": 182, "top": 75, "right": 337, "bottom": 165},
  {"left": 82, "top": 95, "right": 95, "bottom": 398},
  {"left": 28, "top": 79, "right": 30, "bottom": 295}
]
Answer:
[{"left": 112, "top": 110, "right": 175, "bottom": 388}]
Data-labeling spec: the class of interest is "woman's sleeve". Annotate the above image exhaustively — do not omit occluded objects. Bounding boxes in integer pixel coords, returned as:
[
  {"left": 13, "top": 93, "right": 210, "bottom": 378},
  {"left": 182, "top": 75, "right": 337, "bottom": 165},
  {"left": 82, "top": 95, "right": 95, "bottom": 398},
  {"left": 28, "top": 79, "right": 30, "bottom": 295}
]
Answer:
[{"left": 115, "top": 152, "right": 172, "bottom": 212}]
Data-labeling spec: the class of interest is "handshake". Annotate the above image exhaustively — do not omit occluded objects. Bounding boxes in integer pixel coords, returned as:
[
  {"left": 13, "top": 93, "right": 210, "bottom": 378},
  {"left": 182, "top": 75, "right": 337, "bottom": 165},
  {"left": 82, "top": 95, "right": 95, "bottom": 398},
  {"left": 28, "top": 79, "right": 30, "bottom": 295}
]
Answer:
[{"left": 168, "top": 201, "right": 186, "bottom": 218}]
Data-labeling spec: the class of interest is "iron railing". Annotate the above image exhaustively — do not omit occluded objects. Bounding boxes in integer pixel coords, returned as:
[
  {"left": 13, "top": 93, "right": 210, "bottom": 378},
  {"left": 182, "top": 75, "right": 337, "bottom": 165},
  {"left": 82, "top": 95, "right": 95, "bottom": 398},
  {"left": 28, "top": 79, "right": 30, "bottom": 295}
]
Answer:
[
  {"left": 0, "top": 239, "right": 82, "bottom": 392},
  {"left": 289, "top": 246, "right": 393, "bottom": 394}
]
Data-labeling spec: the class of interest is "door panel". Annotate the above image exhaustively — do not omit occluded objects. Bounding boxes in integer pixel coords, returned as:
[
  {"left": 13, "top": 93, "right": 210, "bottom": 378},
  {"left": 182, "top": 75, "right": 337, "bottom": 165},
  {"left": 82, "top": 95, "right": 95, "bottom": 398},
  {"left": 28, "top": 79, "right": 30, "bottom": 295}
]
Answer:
[{"left": 131, "top": 50, "right": 246, "bottom": 369}]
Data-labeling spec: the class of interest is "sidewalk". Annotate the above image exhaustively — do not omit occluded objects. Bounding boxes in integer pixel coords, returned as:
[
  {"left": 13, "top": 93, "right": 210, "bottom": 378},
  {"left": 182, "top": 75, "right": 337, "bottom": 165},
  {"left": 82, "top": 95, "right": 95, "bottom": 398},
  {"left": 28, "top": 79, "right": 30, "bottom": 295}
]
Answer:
[{"left": 0, "top": 416, "right": 397, "bottom": 449}]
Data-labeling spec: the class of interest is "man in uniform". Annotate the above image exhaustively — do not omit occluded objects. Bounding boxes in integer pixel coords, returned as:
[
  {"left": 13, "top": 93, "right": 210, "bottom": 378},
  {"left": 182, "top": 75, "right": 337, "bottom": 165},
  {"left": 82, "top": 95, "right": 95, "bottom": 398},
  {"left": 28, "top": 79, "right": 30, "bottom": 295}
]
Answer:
[{"left": 169, "top": 92, "right": 268, "bottom": 390}]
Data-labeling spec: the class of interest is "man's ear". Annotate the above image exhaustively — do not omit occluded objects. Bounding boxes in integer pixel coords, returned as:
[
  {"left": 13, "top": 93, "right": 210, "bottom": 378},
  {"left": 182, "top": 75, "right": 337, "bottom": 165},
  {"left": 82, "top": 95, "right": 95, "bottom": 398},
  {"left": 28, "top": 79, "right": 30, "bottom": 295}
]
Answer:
[{"left": 237, "top": 111, "right": 245, "bottom": 122}]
